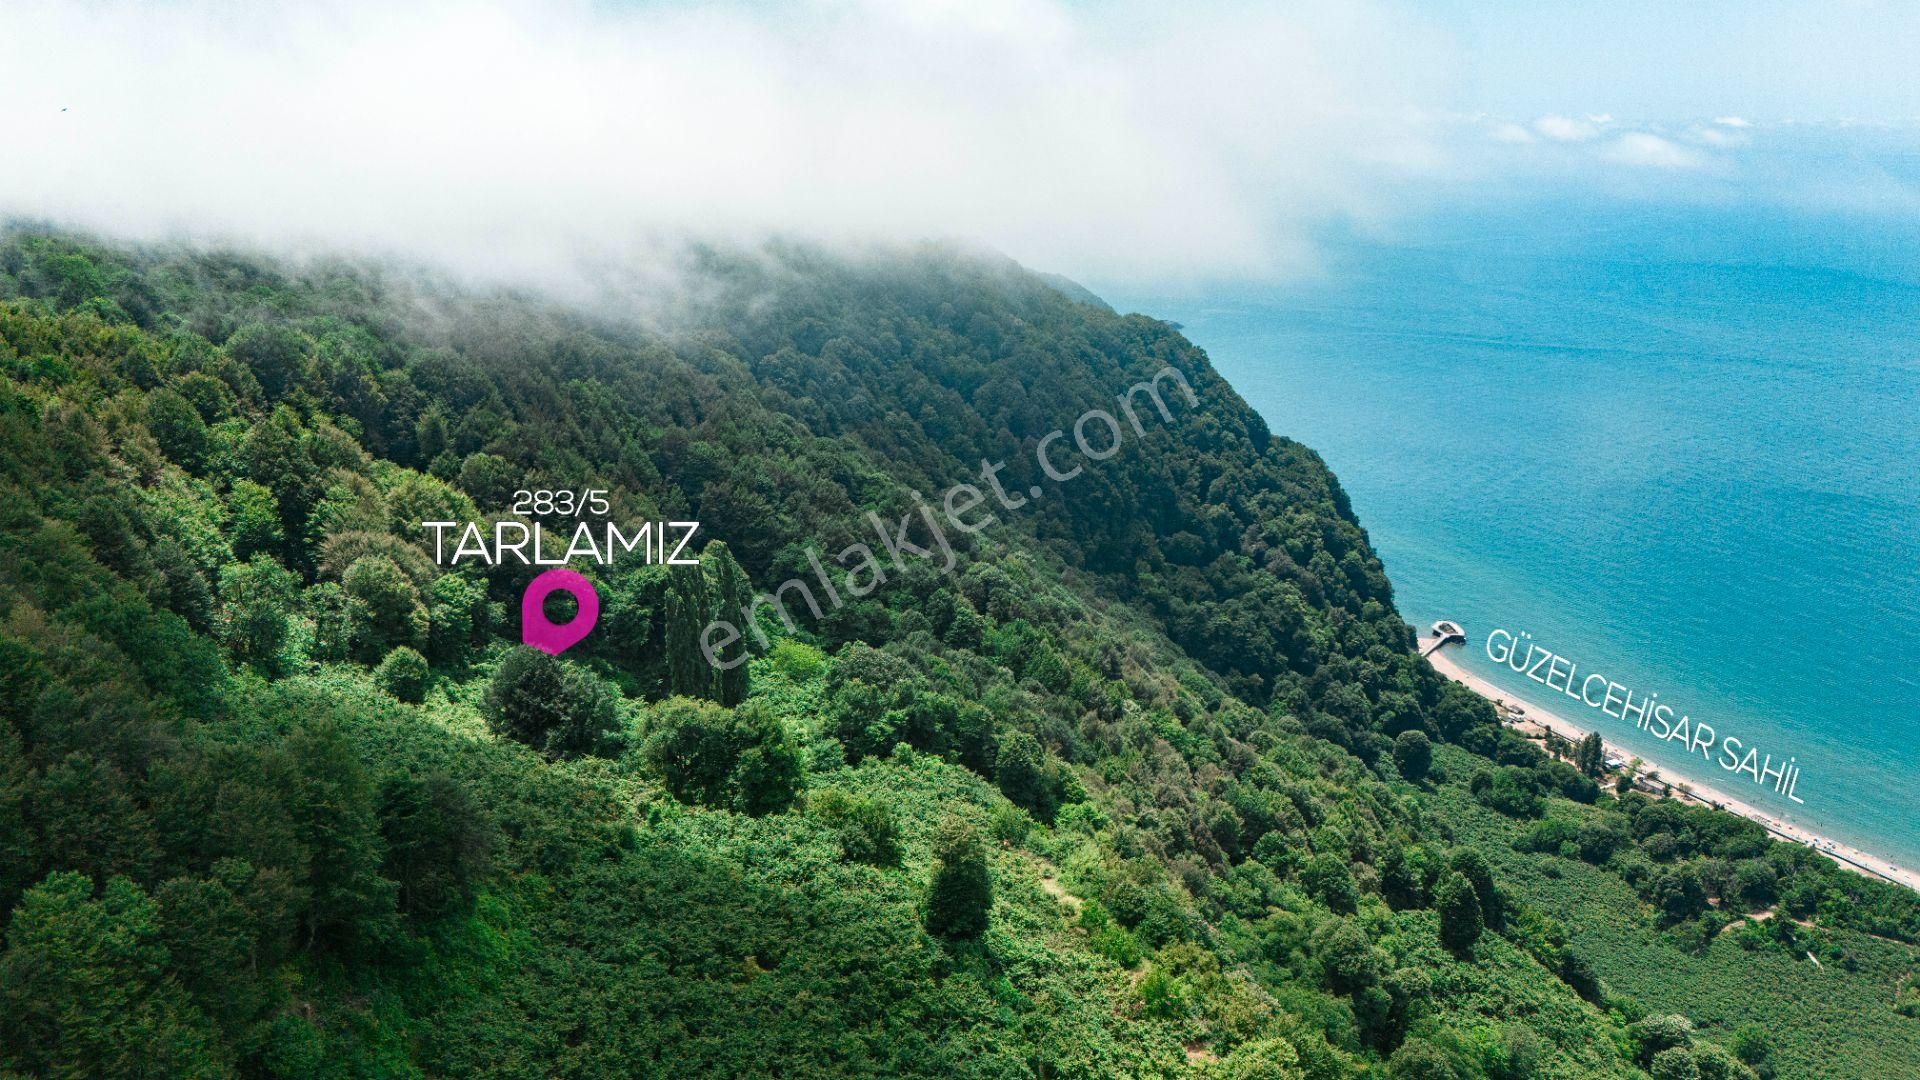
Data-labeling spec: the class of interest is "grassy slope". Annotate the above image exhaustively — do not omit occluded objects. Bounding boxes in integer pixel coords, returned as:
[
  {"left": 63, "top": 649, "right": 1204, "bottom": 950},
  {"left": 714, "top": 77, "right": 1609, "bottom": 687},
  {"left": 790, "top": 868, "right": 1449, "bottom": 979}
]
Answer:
[{"left": 1429, "top": 748, "right": 1920, "bottom": 1079}]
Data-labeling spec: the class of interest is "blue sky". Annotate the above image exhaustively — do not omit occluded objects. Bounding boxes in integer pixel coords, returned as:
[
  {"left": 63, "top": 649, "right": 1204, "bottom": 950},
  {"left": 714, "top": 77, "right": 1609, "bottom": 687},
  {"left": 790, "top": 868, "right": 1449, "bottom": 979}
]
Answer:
[{"left": 1411, "top": 0, "right": 1920, "bottom": 122}]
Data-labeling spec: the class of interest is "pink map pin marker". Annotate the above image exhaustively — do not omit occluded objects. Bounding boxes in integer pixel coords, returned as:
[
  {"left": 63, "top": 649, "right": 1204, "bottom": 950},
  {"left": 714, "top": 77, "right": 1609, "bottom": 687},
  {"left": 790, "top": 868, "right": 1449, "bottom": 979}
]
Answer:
[{"left": 521, "top": 568, "right": 600, "bottom": 655}]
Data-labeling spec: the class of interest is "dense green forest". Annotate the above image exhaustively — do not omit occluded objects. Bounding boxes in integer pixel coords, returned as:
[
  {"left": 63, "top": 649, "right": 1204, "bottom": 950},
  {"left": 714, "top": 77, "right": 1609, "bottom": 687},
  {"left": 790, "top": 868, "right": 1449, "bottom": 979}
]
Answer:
[{"left": 0, "top": 227, "right": 1915, "bottom": 1078}]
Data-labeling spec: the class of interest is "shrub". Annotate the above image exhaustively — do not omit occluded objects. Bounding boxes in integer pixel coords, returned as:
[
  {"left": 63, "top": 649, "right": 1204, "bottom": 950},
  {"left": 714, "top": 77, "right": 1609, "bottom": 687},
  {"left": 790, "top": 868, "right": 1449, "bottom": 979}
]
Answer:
[
  {"left": 1138, "top": 966, "right": 1190, "bottom": 1019},
  {"left": 811, "top": 789, "right": 899, "bottom": 865},
  {"left": 1088, "top": 924, "right": 1143, "bottom": 968},
  {"left": 1648, "top": 1048, "right": 1701, "bottom": 1080},
  {"left": 1387, "top": 1037, "right": 1467, "bottom": 1080},
  {"left": 767, "top": 639, "right": 826, "bottom": 681},
  {"left": 988, "top": 804, "right": 1031, "bottom": 847},
  {"left": 1630, "top": 1014, "right": 1695, "bottom": 1066},
  {"left": 375, "top": 646, "right": 429, "bottom": 703}
]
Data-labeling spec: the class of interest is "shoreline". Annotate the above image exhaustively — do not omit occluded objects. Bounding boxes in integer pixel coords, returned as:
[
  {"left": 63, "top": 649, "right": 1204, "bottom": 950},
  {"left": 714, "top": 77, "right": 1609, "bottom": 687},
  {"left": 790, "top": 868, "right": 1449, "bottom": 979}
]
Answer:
[{"left": 1421, "top": 640, "right": 1920, "bottom": 895}]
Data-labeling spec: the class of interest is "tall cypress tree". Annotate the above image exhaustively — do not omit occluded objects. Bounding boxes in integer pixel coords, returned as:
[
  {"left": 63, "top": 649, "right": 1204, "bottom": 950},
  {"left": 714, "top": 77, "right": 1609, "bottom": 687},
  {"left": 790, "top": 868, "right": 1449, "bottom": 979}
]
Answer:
[
  {"left": 925, "top": 817, "right": 992, "bottom": 940},
  {"left": 1575, "top": 732, "right": 1606, "bottom": 777},
  {"left": 704, "top": 541, "right": 752, "bottom": 706},
  {"left": 1435, "top": 871, "right": 1484, "bottom": 954},
  {"left": 664, "top": 561, "right": 713, "bottom": 700}
]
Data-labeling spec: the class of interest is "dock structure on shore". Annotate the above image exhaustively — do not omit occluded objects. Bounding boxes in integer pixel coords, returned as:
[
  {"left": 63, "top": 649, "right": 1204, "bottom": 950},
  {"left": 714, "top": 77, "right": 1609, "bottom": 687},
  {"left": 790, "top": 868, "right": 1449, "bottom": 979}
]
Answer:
[{"left": 1421, "top": 620, "right": 1465, "bottom": 657}]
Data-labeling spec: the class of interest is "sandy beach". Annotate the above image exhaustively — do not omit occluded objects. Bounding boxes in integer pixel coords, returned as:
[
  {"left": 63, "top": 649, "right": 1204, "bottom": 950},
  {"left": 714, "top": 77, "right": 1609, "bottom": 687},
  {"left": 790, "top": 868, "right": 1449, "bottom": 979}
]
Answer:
[{"left": 1421, "top": 640, "right": 1920, "bottom": 895}]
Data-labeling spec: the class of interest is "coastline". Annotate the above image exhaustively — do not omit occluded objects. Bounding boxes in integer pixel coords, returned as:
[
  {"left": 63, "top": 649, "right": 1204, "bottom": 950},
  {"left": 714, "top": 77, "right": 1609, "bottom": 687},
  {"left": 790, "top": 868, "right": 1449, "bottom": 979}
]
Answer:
[{"left": 1421, "top": 640, "right": 1920, "bottom": 895}]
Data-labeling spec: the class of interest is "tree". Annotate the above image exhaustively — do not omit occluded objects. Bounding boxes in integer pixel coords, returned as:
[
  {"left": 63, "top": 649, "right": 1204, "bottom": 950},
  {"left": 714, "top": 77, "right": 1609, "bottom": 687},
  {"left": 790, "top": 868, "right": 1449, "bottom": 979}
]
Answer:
[
  {"left": 1380, "top": 844, "right": 1431, "bottom": 910},
  {"left": 378, "top": 772, "right": 493, "bottom": 922},
  {"left": 215, "top": 555, "right": 297, "bottom": 666},
  {"left": 150, "top": 540, "right": 214, "bottom": 632},
  {"left": 1449, "top": 848, "right": 1503, "bottom": 930},
  {"left": 146, "top": 388, "right": 209, "bottom": 472},
  {"left": 0, "top": 719, "right": 35, "bottom": 915},
  {"left": 1727, "top": 1026, "right": 1775, "bottom": 1078},
  {"left": 664, "top": 562, "right": 714, "bottom": 699},
  {"left": 925, "top": 817, "right": 991, "bottom": 939},
  {"left": 1386, "top": 1037, "right": 1465, "bottom": 1080},
  {"left": 227, "top": 480, "right": 284, "bottom": 561},
  {"left": 283, "top": 720, "right": 397, "bottom": 949},
  {"left": 151, "top": 864, "right": 273, "bottom": 1035},
  {"left": 642, "top": 697, "right": 736, "bottom": 806},
  {"left": 0, "top": 872, "right": 229, "bottom": 1079},
  {"left": 1732, "top": 861, "right": 1779, "bottom": 911},
  {"left": 728, "top": 701, "right": 804, "bottom": 816},
  {"left": 341, "top": 555, "right": 427, "bottom": 660},
  {"left": 1435, "top": 871, "right": 1484, "bottom": 953},
  {"left": 1560, "top": 948, "right": 1603, "bottom": 1003},
  {"left": 1315, "top": 918, "right": 1386, "bottom": 995},
  {"left": 641, "top": 698, "right": 801, "bottom": 815},
  {"left": 1431, "top": 681, "right": 1493, "bottom": 742},
  {"left": 228, "top": 322, "right": 308, "bottom": 400},
  {"left": 1649, "top": 866, "right": 1710, "bottom": 923},
  {"left": 1629, "top": 1014, "right": 1695, "bottom": 1067},
  {"left": 238, "top": 407, "right": 321, "bottom": 565},
  {"left": 705, "top": 541, "right": 753, "bottom": 705},
  {"left": 1392, "top": 730, "right": 1432, "bottom": 782},
  {"left": 825, "top": 644, "right": 915, "bottom": 761},
  {"left": 1575, "top": 814, "right": 1631, "bottom": 864},
  {"left": 1575, "top": 732, "right": 1605, "bottom": 777},
  {"left": 943, "top": 594, "right": 986, "bottom": 650},
  {"left": 1301, "top": 853, "right": 1359, "bottom": 915},
  {"left": 455, "top": 452, "right": 516, "bottom": 508},
  {"left": 375, "top": 646, "right": 429, "bottom": 703},
  {"left": 1208, "top": 1039, "right": 1304, "bottom": 1080},
  {"left": 1474, "top": 766, "right": 1544, "bottom": 818},
  {"left": 994, "top": 729, "right": 1058, "bottom": 821},
  {"left": 30, "top": 755, "right": 157, "bottom": 887},
  {"left": 424, "top": 572, "right": 491, "bottom": 665},
  {"left": 1649, "top": 1048, "right": 1702, "bottom": 1080},
  {"left": 483, "top": 647, "right": 619, "bottom": 760}
]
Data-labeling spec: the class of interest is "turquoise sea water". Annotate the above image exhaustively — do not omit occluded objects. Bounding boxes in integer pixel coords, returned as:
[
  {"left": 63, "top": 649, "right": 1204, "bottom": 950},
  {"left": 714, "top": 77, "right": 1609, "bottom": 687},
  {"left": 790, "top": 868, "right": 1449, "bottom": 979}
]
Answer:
[{"left": 1110, "top": 207, "right": 1920, "bottom": 869}]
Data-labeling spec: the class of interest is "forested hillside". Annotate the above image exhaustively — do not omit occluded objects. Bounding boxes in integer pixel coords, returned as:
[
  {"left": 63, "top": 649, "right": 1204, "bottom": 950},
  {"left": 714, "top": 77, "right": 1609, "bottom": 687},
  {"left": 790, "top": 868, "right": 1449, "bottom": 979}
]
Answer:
[{"left": 0, "top": 228, "right": 1915, "bottom": 1078}]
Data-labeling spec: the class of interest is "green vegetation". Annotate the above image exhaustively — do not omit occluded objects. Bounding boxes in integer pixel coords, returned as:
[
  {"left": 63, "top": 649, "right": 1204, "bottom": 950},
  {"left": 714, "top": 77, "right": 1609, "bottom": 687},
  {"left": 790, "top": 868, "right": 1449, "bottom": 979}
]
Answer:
[{"left": 0, "top": 228, "right": 1915, "bottom": 1077}]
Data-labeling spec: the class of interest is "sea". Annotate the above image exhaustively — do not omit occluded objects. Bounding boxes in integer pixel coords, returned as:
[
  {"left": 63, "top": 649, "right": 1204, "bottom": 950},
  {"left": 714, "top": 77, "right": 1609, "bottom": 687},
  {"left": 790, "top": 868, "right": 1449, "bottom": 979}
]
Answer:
[{"left": 1107, "top": 200, "right": 1920, "bottom": 871}]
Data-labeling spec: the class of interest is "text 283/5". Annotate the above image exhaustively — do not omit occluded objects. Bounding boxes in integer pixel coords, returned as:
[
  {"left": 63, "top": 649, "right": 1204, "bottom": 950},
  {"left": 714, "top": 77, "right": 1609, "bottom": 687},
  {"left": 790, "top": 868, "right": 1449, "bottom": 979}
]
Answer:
[{"left": 512, "top": 489, "right": 609, "bottom": 516}]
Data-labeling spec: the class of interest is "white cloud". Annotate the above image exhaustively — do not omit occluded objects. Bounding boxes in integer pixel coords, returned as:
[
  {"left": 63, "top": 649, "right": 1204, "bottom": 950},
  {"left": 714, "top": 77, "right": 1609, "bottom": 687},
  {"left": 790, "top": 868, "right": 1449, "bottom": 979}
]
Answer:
[
  {"left": 1532, "top": 114, "right": 1600, "bottom": 142},
  {"left": 1602, "top": 132, "right": 1706, "bottom": 169},
  {"left": 1686, "top": 124, "right": 1751, "bottom": 148},
  {"left": 0, "top": 0, "right": 1455, "bottom": 286},
  {"left": 1714, "top": 116, "right": 1753, "bottom": 128}
]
